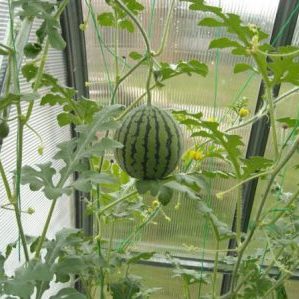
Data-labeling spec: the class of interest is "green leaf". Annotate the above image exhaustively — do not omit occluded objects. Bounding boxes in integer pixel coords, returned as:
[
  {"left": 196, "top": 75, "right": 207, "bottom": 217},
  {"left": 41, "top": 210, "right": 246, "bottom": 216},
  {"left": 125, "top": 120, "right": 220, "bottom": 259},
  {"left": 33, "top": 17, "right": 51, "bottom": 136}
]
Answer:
[
  {"left": 110, "top": 277, "right": 141, "bottom": 299},
  {"left": 277, "top": 117, "right": 298, "bottom": 128},
  {"left": 241, "top": 156, "right": 273, "bottom": 179},
  {"left": 127, "top": 252, "right": 155, "bottom": 264},
  {"left": 24, "top": 42, "right": 42, "bottom": 58},
  {"left": 208, "top": 213, "right": 236, "bottom": 240},
  {"left": 0, "top": 255, "right": 6, "bottom": 280},
  {"left": 46, "top": 19, "right": 66, "bottom": 50},
  {"left": 234, "top": 63, "right": 255, "bottom": 74},
  {"left": 4, "top": 280, "right": 34, "bottom": 298},
  {"left": 0, "top": 93, "right": 21, "bottom": 110},
  {"left": 163, "top": 181, "right": 199, "bottom": 200},
  {"left": 198, "top": 17, "right": 224, "bottom": 27},
  {"left": 48, "top": 27, "right": 66, "bottom": 50},
  {"left": 119, "top": 19, "right": 134, "bottom": 32},
  {"left": 37, "top": 21, "right": 47, "bottom": 44},
  {"left": 155, "top": 60, "right": 208, "bottom": 82},
  {"left": 209, "top": 37, "right": 242, "bottom": 49},
  {"left": 129, "top": 51, "right": 143, "bottom": 60},
  {"left": 21, "top": 162, "right": 71, "bottom": 200},
  {"left": 187, "top": 0, "right": 222, "bottom": 15},
  {"left": 73, "top": 171, "right": 117, "bottom": 193},
  {"left": 79, "top": 137, "right": 123, "bottom": 158},
  {"left": 57, "top": 113, "right": 78, "bottom": 127},
  {"left": 97, "top": 12, "right": 116, "bottom": 26},
  {"left": 231, "top": 47, "right": 250, "bottom": 56},
  {"left": 172, "top": 268, "right": 209, "bottom": 285},
  {"left": 21, "top": 105, "right": 123, "bottom": 200},
  {"left": 22, "top": 63, "right": 38, "bottom": 81},
  {"left": 158, "top": 186, "right": 173, "bottom": 206},
  {"left": 135, "top": 179, "right": 161, "bottom": 196},
  {"left": 41, "top": 94, "right": 65, "bottom": 106},
  {"left": 50, "top": 288, "right": 86, "bottom": 299},
  {"left": 275, "top": 284, "right": 288, "bottom": 299},
  {"left": 14, "top": 259, "right": 53, "bottom": 282},
  {"left": 174, "top": 173, "right": 208, "bottom": 191},
  {"left": 53, "top": 256, "right": 87, "bottom": 274},
  {"left": 123, "top": 0, "right": 144, "bottom": 14}
]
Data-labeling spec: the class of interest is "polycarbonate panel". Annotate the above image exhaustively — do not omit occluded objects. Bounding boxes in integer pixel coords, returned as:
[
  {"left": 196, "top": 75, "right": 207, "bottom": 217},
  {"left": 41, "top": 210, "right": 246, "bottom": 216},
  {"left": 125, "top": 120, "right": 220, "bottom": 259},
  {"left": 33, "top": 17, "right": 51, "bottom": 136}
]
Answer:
[
  {"left": 0, "top": 6, "right": 73, "bottom": 286},
  {"left": 249, "top": 15, "right": 299, "bottom": 255},
  {"left": 83, "top": 0, "right": 279, "bottom": 258}
]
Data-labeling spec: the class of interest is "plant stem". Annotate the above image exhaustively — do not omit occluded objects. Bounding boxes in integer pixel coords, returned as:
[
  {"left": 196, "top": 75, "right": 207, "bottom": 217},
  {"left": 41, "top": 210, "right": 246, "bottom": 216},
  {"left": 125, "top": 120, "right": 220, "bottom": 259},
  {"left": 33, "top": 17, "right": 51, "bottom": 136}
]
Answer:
[
  {"left": 15, "top": 110, "right": 30, "bottom": 262},
  {"left": 85, "top": 0, "right": 130, "bottom": 70},
  {"left": 262, "top": 248, "right": 284, "bottom": 277},
  {"left": 99, "top": 191, "right": 137, "bottom": 215},
  {"left": 34, "top": 198, "right": 57, "bottom": 258},
  {"left": 266, "top": 87, "right": 279, "bottom": 159},
  {"left": 114, "top": 0, "right": 154, "bottom": 105},
  {"left": 257, "top": 48, "right": 299, "bottom": 58},
  {"left": 236, "top": 186, "right": 242, "bottom": 246},
  {"left": 263, "top": 263, "right": 299, "bottom": 298},
  {"left": 114, "top": 0, "right": 151, "bottom": 53},
  {"left": 25, "top": 123, "right": 43, "bottom": 145},
  {"left": 146, "top": 58, "right": 154, "bottom": 105},
  {"left": 226, "top": 101, "right": 268, "bottom": 132},
  {"left": 0, "top": 160, "right": 13, "bottom": 201},
  {"left": 107, "top": 221, "right": 115, "bottom": 265},
  {"left": 274, "top": 86, "right": 299, "bottom": 105},
  {"left": 154, "top": 0, "right": 176, "bottom": 57},
  {"left": 264, "top": 188, "right": 299, "bottom": 226},
  {"left": 216, "top": 169, "right": 272, "bottom": 199},
  {"left": 252, "top": 52, "right": 279, "bottom": 159},
  {"left": 212, "top": 239, "right": 220, "bottom": 298},
  {"left": 7, "top": 0, "right": 31, "bottom": 262},
  {"left": 229, "top": 135, "right": 299, "bottom": 292},
  {"left": 110, "top": 57, "right": 147, "bottom": 105},
  {"left": 115, "top": 84, "right": 156, "bottom": 120}
]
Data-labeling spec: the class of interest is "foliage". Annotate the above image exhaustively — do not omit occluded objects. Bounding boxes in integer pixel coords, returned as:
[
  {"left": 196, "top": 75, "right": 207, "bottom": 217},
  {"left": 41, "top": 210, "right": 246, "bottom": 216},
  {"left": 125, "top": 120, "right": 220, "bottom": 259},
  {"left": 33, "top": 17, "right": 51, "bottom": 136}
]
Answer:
[{"left": 0, "top": 0, "right": 298, "bottom": 299}]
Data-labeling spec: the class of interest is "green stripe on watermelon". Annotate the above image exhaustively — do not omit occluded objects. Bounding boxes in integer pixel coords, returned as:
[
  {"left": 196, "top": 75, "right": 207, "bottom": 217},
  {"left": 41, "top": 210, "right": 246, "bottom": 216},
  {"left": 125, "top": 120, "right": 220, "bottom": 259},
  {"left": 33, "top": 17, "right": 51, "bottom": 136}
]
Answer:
[{"left": 114, "top": 105, "right": 183, "bottom": 180}]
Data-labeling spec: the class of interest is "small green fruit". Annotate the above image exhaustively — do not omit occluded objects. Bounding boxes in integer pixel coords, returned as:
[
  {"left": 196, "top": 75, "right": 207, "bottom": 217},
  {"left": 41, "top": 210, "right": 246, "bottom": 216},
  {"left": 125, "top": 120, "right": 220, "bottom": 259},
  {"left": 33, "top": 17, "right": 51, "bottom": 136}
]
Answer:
[{"left": 0, "top": 121, "right": 9, "bottom": 139}]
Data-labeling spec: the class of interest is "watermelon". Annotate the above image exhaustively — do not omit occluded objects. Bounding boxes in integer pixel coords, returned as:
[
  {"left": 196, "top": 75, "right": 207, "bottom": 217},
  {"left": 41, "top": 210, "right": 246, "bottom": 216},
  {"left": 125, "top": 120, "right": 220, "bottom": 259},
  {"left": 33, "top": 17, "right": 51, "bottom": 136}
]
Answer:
[{"left": 114, "top": 105, "right": 183, "bottom": 179}]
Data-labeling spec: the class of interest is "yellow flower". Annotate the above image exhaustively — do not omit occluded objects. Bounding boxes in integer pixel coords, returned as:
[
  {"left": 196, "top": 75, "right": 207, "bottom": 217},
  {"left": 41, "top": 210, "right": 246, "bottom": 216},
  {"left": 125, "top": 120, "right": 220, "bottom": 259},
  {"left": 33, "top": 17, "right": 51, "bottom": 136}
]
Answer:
[
  {"left": 183, "top": 149, "right": 205, "bottom": 161},
  {"left": 239, "top": 107, "right": 250, "bottom": 118},
  {"left": 193, "top": 151, "right": 204, "bottom": 161}
]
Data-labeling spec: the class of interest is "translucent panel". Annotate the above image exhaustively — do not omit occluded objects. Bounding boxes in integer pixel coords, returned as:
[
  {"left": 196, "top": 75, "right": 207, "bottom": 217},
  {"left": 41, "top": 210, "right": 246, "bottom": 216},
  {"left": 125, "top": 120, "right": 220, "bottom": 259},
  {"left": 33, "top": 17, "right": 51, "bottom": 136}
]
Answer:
[
  {"left": 248, "top": 14, "right": 299, "bottom": 255},
  {"left": 0, "top": 10, "right": 73, "bottom": 284},
  {"left": 83, "top": 0, "right": 280, "bottom": 258}
]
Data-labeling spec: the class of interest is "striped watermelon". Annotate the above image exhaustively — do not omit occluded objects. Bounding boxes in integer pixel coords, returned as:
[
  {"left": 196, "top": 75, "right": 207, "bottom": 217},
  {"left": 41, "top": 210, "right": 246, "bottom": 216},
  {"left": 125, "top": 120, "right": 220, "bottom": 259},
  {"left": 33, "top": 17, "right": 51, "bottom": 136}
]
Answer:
[{"left": 114, "top": 105, "right": 183, "bottom": 179}]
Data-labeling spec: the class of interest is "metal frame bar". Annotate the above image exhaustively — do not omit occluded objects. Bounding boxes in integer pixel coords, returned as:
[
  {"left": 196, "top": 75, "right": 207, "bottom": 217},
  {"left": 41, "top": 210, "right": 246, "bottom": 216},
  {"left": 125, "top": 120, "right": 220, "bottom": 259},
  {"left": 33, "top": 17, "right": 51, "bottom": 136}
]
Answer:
[
  {"left": 221, "top": 0, "right": 299, "bottom": 294},
  {"left": 60, "top": 0, "right": 93, "bottom": 236},
  {"left": 138, "top": 256, "right": 299, "bottom": 280}
]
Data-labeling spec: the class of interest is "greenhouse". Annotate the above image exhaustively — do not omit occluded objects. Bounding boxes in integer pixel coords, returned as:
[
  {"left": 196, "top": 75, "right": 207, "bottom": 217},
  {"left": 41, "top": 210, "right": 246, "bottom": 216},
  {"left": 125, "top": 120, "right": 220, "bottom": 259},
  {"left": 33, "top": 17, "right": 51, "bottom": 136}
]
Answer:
[{"left": 0, "top": 0, "right": 299, "bottom": 298}]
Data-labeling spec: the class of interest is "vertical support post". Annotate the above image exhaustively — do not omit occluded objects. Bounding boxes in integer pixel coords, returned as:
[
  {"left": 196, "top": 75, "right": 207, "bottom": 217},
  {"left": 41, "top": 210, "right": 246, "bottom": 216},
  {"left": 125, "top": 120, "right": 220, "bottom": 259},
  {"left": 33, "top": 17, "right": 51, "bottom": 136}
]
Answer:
[{"left": 60, "top": 1, "right": 93, "bottom": 234}]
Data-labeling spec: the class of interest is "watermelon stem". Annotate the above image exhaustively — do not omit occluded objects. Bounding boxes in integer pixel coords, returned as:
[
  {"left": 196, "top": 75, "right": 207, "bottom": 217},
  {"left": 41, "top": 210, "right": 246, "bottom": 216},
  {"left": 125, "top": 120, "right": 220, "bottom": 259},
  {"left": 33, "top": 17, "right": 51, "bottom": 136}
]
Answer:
[
  {"left": 114, "top": 0, "right": 155, "bottom": 107},
  {"left": 146, "top": 57, "right": 154, "bottom": 106},
  {"left": 153, "top": 0, "right": 176, "bottom": 57},
  {"left": 114, "top": 0, "right": 151, "bottom": 53}
]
